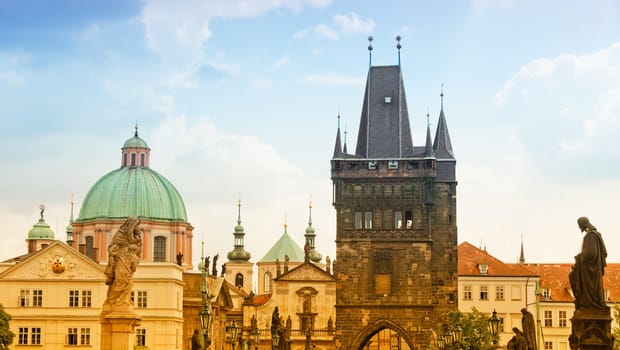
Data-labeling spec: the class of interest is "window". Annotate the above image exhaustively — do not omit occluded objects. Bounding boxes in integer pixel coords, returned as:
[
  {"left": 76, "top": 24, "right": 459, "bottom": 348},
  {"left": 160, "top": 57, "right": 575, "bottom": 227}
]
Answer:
[
  {"left": 374, "top": 250, "right": 392, "bottom": 295},
  {"left": 478, "top": 264, "right": 488, "bottom": 274},
  {"left": 405, "top": 211, "right": 413, "bottom": 228},
  {"left": 80, "top": 328, "right": 91, "bottom": 345},
  {"left": 32, "top": 289, "right": 42, "bottom": 307},
  {"left": 135, "top": 290, "right": 147, "bottom": 308},
  {"left": 542, "top": 288, "right": 551, "bottom": 301},
  {"left": 495, "top": 286, "right": 505, "bottom": 300},
  {"left": 123, "top": 153, "right": 127, "bottom": 167},
  {"left": 69, "top": 290, "right": 79, "bottom": 307},
  {"left": 67, "top": 328, "right": 78, "bottom": 345},
  {"left": 463, "top": 285, "right": 472, "bottom": 300},
  {"left": 354, "top": 212, "right": 363, "bottom": 229},
  {"left": 394, "top": 211, "right": 402, "bottom": 229},
  {"left": 31, "top": 328, "right": 41, "bottom": 345},
  {"left": 235, "top": 273, "right": 244, "bottom": 288},
  {"left": 131, "top": 153, "right": 136, "bottom": 166},
  {"left": 364, "top": 211, "right": 373, "bottom": 229},
  {"left": 480, "top": 286, "right": 488, "bottom": 300},
  {"left": 559, "top": 311, "right": 567, "bottom": 328},
  {"left": 264, "top": 272, "right": 272, "bottom": 293},
  {"left": 140, "top": 153, "right": 145, "bottom": 166},
  {"left": 544, "top": 310, "right": 553, "bottom": 327},
  {"left": 85, "top": 236, "right": 94, "bottom": 259},
  {"left": 154, "top": 236, "right": 166, "bottom": 262},
  {"left": 18, "top": 328, "right": 28, "bottom": 345},
  {"left": 82, "top": 290, "right": 92, "bottom": 307},
  {"left": 544, "top": 341, "right": 553, "bottom": 350},
  {"left": 136, "top": 328, "right": 146, "bottom": 346},
  {"left": 19, "top": 289, "right": 30, "bottom": 307}
]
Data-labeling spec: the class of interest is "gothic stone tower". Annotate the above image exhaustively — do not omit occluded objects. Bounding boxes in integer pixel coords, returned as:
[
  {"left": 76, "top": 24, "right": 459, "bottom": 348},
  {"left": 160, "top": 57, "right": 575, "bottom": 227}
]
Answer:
[{"left": 331, "top": 65, "right": 457, "bottom": 349}]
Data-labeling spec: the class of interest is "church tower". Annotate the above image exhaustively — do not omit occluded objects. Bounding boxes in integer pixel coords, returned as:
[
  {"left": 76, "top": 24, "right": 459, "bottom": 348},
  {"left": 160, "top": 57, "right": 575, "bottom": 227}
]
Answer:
[
  {"left": 225, "top": 199, "right": 254, "bottom": 292},
  {"left": 331, "top": 40, "right": 457, "bottom": 349}
]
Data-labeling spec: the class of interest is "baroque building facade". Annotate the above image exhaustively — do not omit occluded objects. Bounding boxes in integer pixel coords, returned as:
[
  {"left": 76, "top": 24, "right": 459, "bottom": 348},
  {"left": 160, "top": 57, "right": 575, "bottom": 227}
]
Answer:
[{"left": 331, "top": 62, "right": 458, "bottom": 349}]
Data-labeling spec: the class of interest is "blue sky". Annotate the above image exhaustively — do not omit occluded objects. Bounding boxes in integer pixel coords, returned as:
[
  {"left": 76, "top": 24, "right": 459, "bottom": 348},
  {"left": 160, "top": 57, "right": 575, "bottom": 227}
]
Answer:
[{"left": 1, "top": 0, "right": 619, "bottom": 268}]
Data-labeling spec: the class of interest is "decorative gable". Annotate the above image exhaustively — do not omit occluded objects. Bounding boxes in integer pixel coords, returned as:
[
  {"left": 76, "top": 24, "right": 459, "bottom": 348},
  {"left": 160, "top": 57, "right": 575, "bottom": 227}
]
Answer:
[
  {"left": 0, "top": 241, "right": 104, "bottom": 280},
  {"left": 276, "top": 263, "right": 335, "bottom": 282}
]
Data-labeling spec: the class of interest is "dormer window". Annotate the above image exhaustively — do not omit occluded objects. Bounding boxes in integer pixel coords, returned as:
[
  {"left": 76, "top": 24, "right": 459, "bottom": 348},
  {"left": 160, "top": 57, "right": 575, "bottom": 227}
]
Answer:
[
  {"left": 542, "top": 288, "right": 551, "bottom": 301},
  {"left": 478, "top": 263, "right": 488, "bottom": 275}
]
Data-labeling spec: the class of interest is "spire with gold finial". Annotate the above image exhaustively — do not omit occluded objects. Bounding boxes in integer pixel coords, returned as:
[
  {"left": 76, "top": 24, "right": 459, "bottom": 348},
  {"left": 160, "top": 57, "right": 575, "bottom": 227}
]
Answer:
[
  {"left": 227, "top": 195, "right": 251, "bottom": 262},
  {"left": 304, "top": 195, "right": 322, "bottom": 263}
]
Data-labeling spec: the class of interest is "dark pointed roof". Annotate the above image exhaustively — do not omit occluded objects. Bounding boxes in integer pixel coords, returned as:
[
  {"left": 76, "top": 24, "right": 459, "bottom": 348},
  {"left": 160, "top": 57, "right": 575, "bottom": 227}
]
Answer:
[
  {"left": 355, "top": 65, "right": 414, "bottom": 158},
  {"left": 433, "top": 108, "right": 454, "bottom": 159},
  {"left": 333, "top": 126, "right": 343, "bottom": 158},
  {"left": 424, "top": 123, "right": 434, "bottom": 158}
]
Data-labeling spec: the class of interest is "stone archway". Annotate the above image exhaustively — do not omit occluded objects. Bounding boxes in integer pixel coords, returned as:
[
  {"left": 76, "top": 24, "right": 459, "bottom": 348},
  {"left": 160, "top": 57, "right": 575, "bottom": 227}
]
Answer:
[{"left": 351, "top": 319, "right": 416, "bottom": 350}]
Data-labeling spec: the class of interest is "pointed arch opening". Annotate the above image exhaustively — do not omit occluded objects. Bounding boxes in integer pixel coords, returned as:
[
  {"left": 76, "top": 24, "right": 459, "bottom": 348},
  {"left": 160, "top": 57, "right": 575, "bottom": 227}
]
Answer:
[{"left": 351, "top": 319, "right": 416, "bottom": 350}]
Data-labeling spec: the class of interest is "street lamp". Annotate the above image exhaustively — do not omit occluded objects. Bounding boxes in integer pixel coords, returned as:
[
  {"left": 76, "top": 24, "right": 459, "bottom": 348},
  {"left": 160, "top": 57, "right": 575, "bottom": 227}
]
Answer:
[
  {"left": 231, "top": 321, "right": 238, "bottom": 350},
  {"left": 271, "top": 332, "right": 279, "bottom": 350},
  {"left": 253, "top": 329, "right": 260, "bottom": 350},
  {"left": 488, "top": 309, "right": 500, "bottom": 345}
]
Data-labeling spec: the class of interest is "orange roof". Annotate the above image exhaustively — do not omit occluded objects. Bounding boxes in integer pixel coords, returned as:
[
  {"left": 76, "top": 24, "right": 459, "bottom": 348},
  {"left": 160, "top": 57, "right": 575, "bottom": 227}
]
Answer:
[
  {"left": 520, "top": 263, "right": 620, "bottom": 303},
  {"left": 458, "top": 242, "right": 537, "bottom": 277}
]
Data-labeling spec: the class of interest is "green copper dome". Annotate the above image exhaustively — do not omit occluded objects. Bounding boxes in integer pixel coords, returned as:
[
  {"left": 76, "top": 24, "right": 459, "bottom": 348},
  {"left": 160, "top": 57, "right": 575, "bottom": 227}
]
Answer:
[
  {"left": 29, "top": 218, "right": 55, "bottom": 239},
  {"left": 77, "top": 167, "right": 187, "bottom": 222},
  {"left": 123, "top": 135, "right": 149, "bottom": 149}
]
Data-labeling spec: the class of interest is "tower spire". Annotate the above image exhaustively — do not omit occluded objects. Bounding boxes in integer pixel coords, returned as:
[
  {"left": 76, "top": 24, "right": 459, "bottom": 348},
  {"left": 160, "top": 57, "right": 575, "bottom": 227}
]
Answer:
[
  {"left": 343, "top": 125, "right": 348, "bottom": 154},
  {"left": 332, "top": 113, "right": 343, "bottom": 157},
  {"left": 305, "top": 195, "right": 322, "bottom": 263},
  {"left": 519, "top": 235, "right": 525, "bottom": 264},
  {"left": 227, "top": 196, "right": 251, "bottom": 262},
  {"left": 433, "top": 85, "right": 455, "bottom": 159},
  {"left": 396, "top": 35, "right": 402, "bottom": 66},
  {"left": 368, "top": 36, "right": 373, "bottom": 67},
  {"left": 424, "top": 110, "right": 434, "bottom": 158}
]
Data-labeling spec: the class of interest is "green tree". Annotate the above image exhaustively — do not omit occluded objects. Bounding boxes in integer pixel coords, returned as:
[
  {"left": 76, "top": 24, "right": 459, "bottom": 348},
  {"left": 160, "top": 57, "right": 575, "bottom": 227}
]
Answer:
[
  {"left": 0, "top": 303, "right": 15, "bottom": 349},
  {"left": 443, "top": 307, "right": 493, "bottom": 350},
  {"left": 612, "top": 303, "right": 620, "bottom": 350}
]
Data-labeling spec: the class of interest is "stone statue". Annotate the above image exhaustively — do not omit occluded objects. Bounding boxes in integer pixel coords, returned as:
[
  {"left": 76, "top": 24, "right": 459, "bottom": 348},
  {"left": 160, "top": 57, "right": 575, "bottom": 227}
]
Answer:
[
  {"left": 104, "top": 217, "right": 142, "bottom": 306},
  {"left": 204, "top": 256, "right": 210, "bottom": 273},
  {"left": 276, "top": 258, "right": 281, "bottom": 277},
  {"left": 284, "top": 254, "right": 289, "bottom": 273},
  {"left": 191, "top": 329, "right": 203, "bottom": 350},
  {"left": 521, "top": 308, "right": 537, "bottom": 350},
  {"left": 250, "top": 314, "right": 257, "bottom": 332},
  {"left": 176, "top": 252, "right": 183, "bottom": 266},
  {"left": 212, "top": 253, "right": 219, "bottom": 276},
  {"left": 221, "top": 263, "right": 226, "bottom": 276},
  {"left": 286, "top": 315, "right": 292, "bottom": 330},
  {"left": 271, "top": 306, "right": 280, "bottom": 335},
  {"left": 508, "top": 328, "right": 528, "bottom": 350},
  {"left": 326, "top": 256, "right": 331, "bottom": 274},
  {"left": 569, "top": 216, "right": 608, "bottom": 309},
  {"left": 327, "top": 316, "right": 334, "bottom": 332},
  {"left": 304, "top": 241, "right": 311, "bottom": 262}
]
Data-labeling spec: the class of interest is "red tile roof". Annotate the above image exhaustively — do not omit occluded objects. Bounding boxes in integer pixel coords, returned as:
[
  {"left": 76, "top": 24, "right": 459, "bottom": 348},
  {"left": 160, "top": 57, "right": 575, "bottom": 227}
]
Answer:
[{"left": 458, "top": 242, "right": 537, "bottom": 277}]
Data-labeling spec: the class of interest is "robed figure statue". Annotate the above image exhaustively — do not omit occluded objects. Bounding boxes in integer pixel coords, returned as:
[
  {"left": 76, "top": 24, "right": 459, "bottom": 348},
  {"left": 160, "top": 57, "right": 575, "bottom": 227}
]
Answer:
[
  {"left": 104, "top": 217, "right": 143, "bottom": 307},
  {"left": 569, "top": 217, "right": 608, "bottom": 310}
]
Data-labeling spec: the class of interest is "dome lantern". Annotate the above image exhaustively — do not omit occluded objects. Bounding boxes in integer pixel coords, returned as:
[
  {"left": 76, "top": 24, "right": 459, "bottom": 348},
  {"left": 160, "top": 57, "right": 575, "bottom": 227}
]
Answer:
[{"left": 121, "top": 125, "right": 151, "bottom": 168}]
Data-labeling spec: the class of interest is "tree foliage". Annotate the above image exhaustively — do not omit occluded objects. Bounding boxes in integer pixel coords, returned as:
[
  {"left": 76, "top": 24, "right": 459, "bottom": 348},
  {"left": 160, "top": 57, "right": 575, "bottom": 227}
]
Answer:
[
  {"left": 443, "top": 307, "right": 493, "bottom": 350},
  {"left": 0, "top": 303, "right": 15, "bottom": 350},
  {"left": 612, "top": 303, "right": 620, "bottom": 350}
]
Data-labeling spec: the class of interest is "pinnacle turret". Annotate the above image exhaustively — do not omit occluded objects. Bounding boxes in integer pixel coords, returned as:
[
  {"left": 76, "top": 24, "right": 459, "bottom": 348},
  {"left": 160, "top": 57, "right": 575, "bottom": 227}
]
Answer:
[{"left": 227, "top": 199, "right": 251, "bottom": 262}]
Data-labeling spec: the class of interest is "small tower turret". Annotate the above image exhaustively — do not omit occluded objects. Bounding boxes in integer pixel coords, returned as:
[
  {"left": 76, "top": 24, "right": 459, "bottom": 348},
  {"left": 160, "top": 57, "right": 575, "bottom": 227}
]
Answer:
[{"left": 304, "top": 198, "right": 322, "bottom": 263}]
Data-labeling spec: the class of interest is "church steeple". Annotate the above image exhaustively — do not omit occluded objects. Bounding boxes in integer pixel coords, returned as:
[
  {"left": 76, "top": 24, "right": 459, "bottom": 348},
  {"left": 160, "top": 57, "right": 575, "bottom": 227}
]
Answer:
[
  {"left": 519, "top": 236, "right": 525, "bottom": 264},
  {"left": 424, "top": 111, "right": 435, "bottom": 158},
  {"left": 227, "top": 199, "right": 251, "bottom": 262},
  {"left": 304, "top": 198, "right": 322, "bottom": 263}
]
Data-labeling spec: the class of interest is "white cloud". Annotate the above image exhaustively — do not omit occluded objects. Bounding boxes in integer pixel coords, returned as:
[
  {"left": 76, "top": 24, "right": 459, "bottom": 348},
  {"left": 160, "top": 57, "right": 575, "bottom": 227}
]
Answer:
[
  {"left": 0, "top": 51, "right": 30, "bottom": 88},
  {"left": 273, "top": 56, "right": 291, "bottom": 70},
  {"left": 251, "top": 76, "right": 273, "bottom": 89},
  {"left": 300, "top": 12, "right": 374, "bottom": 41},
  {"left": 491, "top": 42, "right": 620, "bottom": 182},
  {"left": 303, "top": 73, "right": 365, "bottom": 86}
]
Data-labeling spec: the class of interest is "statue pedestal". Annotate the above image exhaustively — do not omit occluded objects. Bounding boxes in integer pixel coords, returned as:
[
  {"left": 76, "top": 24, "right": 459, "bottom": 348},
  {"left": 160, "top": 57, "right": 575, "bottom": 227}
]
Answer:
[
  {"left": 569, "top": 307, "right": 612, "bottom": 350},
  {"left": 100, "top": 304, "right": 141, "bottom": 350}
]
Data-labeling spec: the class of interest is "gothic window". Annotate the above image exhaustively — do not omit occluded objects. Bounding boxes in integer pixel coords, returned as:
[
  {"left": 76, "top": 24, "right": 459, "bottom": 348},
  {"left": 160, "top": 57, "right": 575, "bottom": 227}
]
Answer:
[
  {"left": 374, "top": 250, "right": 392, "bottom": 295},
  {"left": 235, "top": 273, "right": 244, "bottom": 288},
  {"left": 394, "top": 211, "right": 402, "bottom": 229},
  {"left": 264, "top": 272, "right": 272, "bottom": 293},
  {"left": 154, "top": 236, "right": 166, "bottom": 262},
  {"left": 354, "top": 211, "right": 363, "bottom": 229},
  {"left": 364, "top": 211, "right": 372, "bottom": 229}
]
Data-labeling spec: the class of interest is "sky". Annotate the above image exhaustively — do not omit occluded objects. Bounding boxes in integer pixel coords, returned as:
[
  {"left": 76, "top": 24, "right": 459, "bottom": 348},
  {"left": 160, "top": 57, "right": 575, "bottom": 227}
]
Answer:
[{"left": 1, "top": 0, "right": 619, "bottom": 268}]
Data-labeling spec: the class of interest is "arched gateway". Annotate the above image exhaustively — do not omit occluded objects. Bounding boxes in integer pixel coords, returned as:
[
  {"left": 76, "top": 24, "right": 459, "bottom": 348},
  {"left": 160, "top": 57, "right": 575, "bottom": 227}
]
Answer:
[{"left": 352, "top": 319, "right": 416, "bottom": 350}]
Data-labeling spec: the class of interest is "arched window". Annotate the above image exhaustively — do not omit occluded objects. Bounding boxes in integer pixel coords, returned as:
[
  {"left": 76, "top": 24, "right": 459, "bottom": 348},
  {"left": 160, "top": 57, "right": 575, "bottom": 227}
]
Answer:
[
  {"left": 154, "top": 236, "right": 166, "bottom": 262},
  {"left": 85, "top": 236, "right": 94, "bottom": 259},
  {"left": 264, "top": 272, "right": 272, "bottom": 293},
  {"left": 140, "top": 153, "right": 145, "bottom": 166},
  {"left": 123, "top": 153, "right": 127, "bottom": 167},
  {"left": 131, "top": 153, "right": 136, "bottom": 166},
  {"left": 235, "top": 273, "right": 244, "bottom": 288}
]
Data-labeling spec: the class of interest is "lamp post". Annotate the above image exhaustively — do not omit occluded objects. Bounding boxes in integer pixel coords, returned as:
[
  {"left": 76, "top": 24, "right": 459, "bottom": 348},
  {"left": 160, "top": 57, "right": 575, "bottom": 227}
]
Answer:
[
  {"left": 231, "top": 321, "right": 238, "bottom": 350},
  {"left": 488, "top": 309, "right": 500, "bottom": 346},
  {"left": 253, "top": 329, "right": 260, "bottom": 350},
  {"left": 271, "top": 332, "right": 279, "bottom": 350},
  {"left": 200, "top": 242, "right": 212, "bottom": 349}
]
